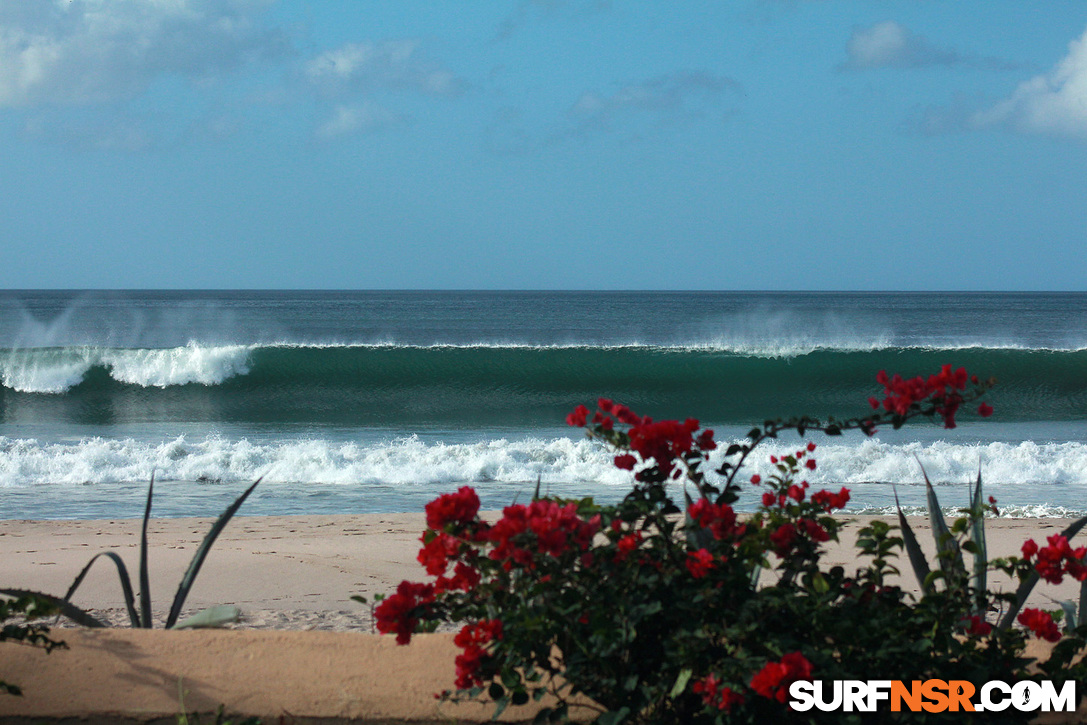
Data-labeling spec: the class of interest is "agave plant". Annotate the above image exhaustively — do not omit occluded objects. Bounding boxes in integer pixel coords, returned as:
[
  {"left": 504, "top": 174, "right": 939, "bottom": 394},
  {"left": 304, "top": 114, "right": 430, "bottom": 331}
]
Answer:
[
  {"left": 1, "top": 476, "right": 260, "bottom": 629},
  {"left": 895, "top": 464, "right": 1087, "bottom": 633}
]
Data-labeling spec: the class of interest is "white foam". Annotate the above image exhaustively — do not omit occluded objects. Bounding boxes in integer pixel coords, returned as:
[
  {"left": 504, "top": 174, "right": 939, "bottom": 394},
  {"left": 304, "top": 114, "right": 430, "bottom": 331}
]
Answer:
[
  {"left": 0, "top": 349, "right": 95, "bottom": 393},
  {"left": 101, "top": 344, "right": 251, "bottom": 387},
  {"left": 1, "top": 435, "right": 1086, "bottom": 502},
  {"left": 0, "top": 344, "right": 252, "bottom": 393},
  {"left": 0, "top": 435, "right": 634, "bottom": 488}
]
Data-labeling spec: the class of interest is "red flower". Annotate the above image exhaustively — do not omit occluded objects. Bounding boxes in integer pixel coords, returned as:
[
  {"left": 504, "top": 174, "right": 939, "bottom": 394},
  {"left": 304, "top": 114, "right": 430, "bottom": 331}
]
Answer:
[
  {"left": 806, "top": 442, "right": 817, "bottom": 452},
  {"left": 750, "top": 474, "right": 761, "bottom": 485},
  {"left": 435, "top": 562, "right": 481, "bottom": 594},
  {"left": 1022, "top": 534, "right": 1087, "bottom": 584},
  {"left": 805, "top": 458, "right": 817, "bottom": 471},
  {"left": 425, "top": 486, "right": 481, "bottom": 530},
  {"left": 614, "top": 454, "right": 637, "bottom": 470},
  {"left": 750, "top": 652, "right": 812, "bottom": 703},
  {"left": 453, "top": 619, "right": 503, "bottom": 689},
  {"left": 770, "top": 523, "right": 797, "bottom": 557},
  {"left": 761, "top": 491, "right": 776, "bottom": 508},
  {"left": 1018, "top": 608, "right": 1061, "bottom": 642},
  {"left": 686, "top": 548, "right": 715, "bottom": 579},
  {"left": 616, "top": 532, "right": 642, "bottom": 561},
  {"left": 626, "top": 417, "right": 702, "bottom": 478},
  {"left": 488, "top": 500, "right": 601, "bottom": 568},
  {"left": 687, "top": 499, "right": 746, "bottom": 541},
  {"left": 978, "top": 402, "right": 994, "bottom": 417},
  {"left": 963, "top": 615, "right": 992, "bottom": 636},
  {"left": 692, "top": 674, "right": 745, "bottom": 711},
  {"left": 417, "top": 531, "right": 461, "bottom": 576},
  {"left": 800, "top": 518, "right": 830, "bottom": 543},
  {"left": 375, "top": 580, "right": 436, "bottom": 645},
  {"left": 566, "top": 404, "right": 590, "bottom": 427},
  {"left": 811, "top": 487, "right": 850, "bottom": 512}
]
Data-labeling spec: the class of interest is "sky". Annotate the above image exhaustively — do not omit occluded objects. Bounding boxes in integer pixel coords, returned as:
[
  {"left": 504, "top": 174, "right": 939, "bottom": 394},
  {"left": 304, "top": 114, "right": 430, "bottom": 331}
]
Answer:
[{"left": 2, "top": 1, "right": 1087, "bottom": 291}]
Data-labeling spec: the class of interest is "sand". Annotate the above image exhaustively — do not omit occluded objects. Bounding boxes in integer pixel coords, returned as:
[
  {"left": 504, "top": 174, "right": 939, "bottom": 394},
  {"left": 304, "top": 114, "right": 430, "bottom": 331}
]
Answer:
[{"left": 1, "top": 513, "right": 1085, "bottom": 722}]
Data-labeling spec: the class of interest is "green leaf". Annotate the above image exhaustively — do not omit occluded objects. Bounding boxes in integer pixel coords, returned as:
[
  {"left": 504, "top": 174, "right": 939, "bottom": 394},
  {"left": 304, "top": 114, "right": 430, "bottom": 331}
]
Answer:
[
  {"left": 597, "top": 708, "right": 631, "bottom": 725},
  {"left": 60, "top": 551, "right": 141, "bottom": 627},
  {"left": 169, "top": 605, "right": 241, "bottom": 630},
  {"left": 893, "top": 484, "right": 932, "bottom": 595},
  {"left": 0, "top": 588, "right": 106, "bottom": 628},
  {"left": 969, "top": 466, "right": 988, "bottom": 610},
  {"left": 669, "top": 668, "right": 693, "bottom": 699},
  {"left": 139, "top": 475, "right": 154, "bottom": 629},
  {"left": 166, "top": 478, "right": 260, "bottom": 629},
  {"left": 489, "top": 682, "right": 505, "bottom": 700},
  {"left": 1080, "top": 577, "right": 1087, "bottom": 630},
  {"left": 919, "top": 462, "right": 965, "bottom": 581}
]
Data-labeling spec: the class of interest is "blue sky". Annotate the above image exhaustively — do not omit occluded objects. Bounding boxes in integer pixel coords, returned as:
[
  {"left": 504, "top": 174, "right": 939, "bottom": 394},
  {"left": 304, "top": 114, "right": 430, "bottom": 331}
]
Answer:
[{"left": 2, "top": 1, "right": 1086, "bottom": 291}]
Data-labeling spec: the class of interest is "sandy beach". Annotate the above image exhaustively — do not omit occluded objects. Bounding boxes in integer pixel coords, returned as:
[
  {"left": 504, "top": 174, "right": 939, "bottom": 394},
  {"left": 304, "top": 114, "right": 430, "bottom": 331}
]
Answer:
[{"left": 1, "top": 513, "right": 1085, "bottom": 722}]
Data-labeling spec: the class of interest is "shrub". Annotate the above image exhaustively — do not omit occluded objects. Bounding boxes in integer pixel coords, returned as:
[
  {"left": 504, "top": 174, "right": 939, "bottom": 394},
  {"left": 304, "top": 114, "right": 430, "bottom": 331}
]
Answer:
[
  {"left": 0, "top": 593, "right": 66, "bottom": 696},
  {"left": 2, "top": 477, "right": 260, "bottom": 629},
  {"left": 373, "top": 367, "right": 1087, "bottom": 723}
]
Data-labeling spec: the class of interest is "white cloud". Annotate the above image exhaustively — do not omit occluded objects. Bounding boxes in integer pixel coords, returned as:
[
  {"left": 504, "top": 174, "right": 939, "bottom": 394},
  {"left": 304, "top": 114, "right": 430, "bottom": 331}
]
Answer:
[
  {"left": 570, "top": 70, "right": 739, "bottom": 123},
  {"left": 0, "top": 0, "right": 288, "bottom": 108},
  {"left": 972, "top": 26, "right": 1087, "bottom": 139},
  {"left": 841, "top": 21, "right": 960, "bottom": 70},
  {"left": 304, "top": 40, "right": 465, "bottom": 98},
  {"left": 315, "top": 103, "right": 406, "bottom": 140}
]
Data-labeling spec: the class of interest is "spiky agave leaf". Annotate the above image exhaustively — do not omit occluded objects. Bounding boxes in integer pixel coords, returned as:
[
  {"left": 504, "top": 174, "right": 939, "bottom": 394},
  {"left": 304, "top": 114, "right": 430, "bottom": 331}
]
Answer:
[
  {"left": 892, "top": 484, "right": 932, "bottom": 595},
  {"left": 999, "top": 513, "right": 1087, "bottom": 630},
  {"left": 165, "top": 478, "right": 260, "bottom": 629},
  {"left": 139, "top": 474, "right": 154, "bottom": 629},
  {"left": 1080, "top": 578, "right": 1087, "bottom": 631},
  {"left": 969, "top": 467, "right": 988, "bottom": 613},
  {"left": 919, "top": 461, "right": 965, "bottom": 584},
  {"left": 0, "top": 588, "right": 107, "bottom": 628},
  {"left": 59, "top": 551, "right": 142, "bottom": 627}
]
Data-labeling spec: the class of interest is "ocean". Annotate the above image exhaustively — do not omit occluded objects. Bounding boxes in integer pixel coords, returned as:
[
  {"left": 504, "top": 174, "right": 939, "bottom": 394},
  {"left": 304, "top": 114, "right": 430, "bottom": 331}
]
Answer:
[{"left": 1, "top": 290, "right": 1085, "bottom": 520}]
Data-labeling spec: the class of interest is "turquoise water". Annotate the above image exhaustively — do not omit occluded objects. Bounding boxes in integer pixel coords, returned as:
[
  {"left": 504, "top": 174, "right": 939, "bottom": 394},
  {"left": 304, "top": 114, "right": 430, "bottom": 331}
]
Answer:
[{"left": 1, "top": 290, "right": 1085, "bottom": 518}]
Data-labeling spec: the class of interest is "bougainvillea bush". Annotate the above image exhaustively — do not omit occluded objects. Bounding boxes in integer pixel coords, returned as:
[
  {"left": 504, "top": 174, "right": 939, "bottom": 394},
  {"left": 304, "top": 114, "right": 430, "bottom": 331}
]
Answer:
[{"left": 372, "top": 367, "right": 1087, "bottom": 724}]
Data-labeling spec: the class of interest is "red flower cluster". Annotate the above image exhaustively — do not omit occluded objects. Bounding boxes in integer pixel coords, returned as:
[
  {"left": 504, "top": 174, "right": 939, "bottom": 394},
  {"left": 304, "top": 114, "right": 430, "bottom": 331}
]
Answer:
[
  {"left": 811, "top": 487, "right": 851, "bottom": 512},
  {"left": 869, "top": 365, "right": 974, "bottom": 428},
  {"left": 567, "top": 400, "right": 716, "bottom": 480},
  {"left": 375, "top": 580, "right": 436, "bottom": 645},
  {"left": 1017, "top": 608, "right": 1061, "bottom": 642},
  {"left": 418, "top": 531, "right": 462, "bottom": 576},
  {"left": 488, "top": 500, "right": 600, "bottom": 569},
  {"left": 453, "top": 619, "right": 503, "bottom": 689},
  {"left": 615, "top": 531, "right": 642, "bottom": 561},
  {"left": 686, "top": 548, "right": 716, "bottom": 578},
  {"left": 692, "top": 673, "right": 745, "bottom": 711},
  {"left": 768, "top": 519, "right": 830, "bottom": 557},
  {"left": 425, "top": 486, "right": 481, "bottom": 530},
  {"left": 627, "top": 417, "right": 713, "bottom": 478},
  {"left": 687, "top": 499, "right": 746, "bottom": 541},
  {"left": 963, "top": 615, "right": 993, "bottom": 637},
  {"left": 1021, "top": 535, "right": 1087, "bottom": 584},
  {"left": 567, "top": 398, "right": 643, "bottom": 429},
  {"left": 749, "top": 652, "right": 813, "bottom": 703}
]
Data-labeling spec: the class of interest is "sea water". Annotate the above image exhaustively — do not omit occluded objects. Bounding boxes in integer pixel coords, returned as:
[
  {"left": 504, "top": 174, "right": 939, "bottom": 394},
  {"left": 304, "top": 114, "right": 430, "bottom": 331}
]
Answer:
[{"left": 1, "top": 290, "right": 1085, "bottom": 519}]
